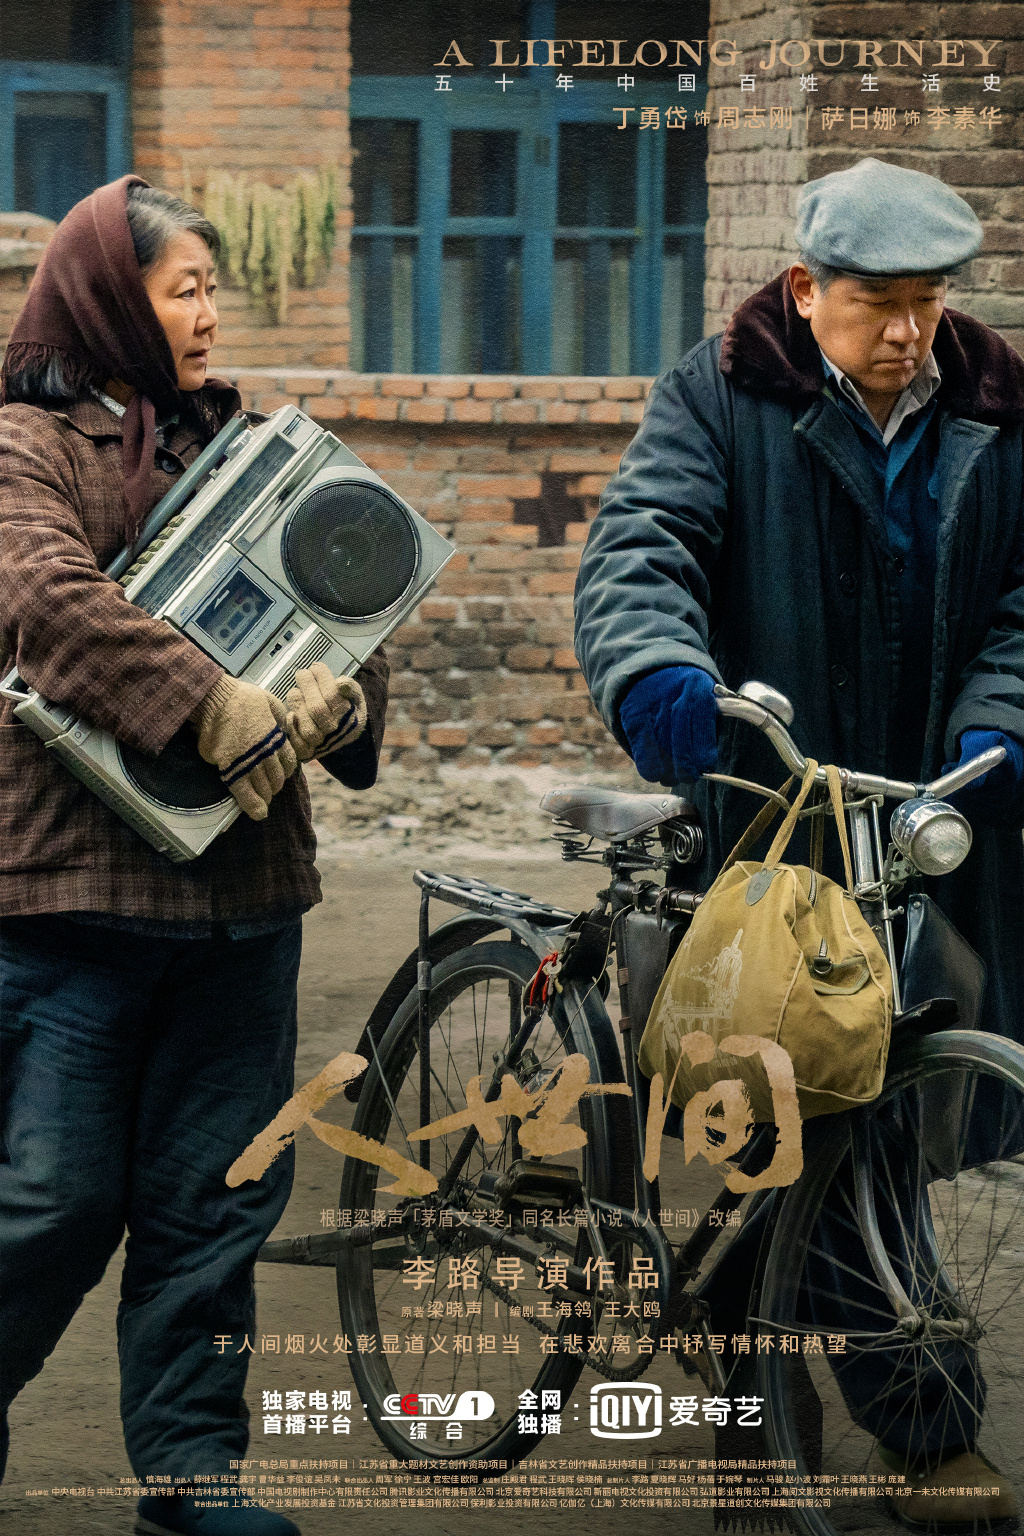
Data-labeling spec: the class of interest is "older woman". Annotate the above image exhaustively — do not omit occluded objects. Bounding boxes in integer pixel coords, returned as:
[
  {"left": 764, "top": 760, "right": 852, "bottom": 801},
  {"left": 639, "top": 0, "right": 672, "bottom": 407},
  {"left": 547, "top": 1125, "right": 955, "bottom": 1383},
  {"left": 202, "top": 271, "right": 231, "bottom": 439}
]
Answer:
[{"left": 0, "top": 176, "right": 388, "bottom": 1536}]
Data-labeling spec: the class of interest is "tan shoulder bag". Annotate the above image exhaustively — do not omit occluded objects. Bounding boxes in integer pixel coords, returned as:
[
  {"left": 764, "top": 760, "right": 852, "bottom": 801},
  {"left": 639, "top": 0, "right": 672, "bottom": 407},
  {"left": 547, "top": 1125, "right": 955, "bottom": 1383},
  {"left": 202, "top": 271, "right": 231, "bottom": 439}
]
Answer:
[{"left": 638, "top": 761, "right": 893, "bottom": 1121}]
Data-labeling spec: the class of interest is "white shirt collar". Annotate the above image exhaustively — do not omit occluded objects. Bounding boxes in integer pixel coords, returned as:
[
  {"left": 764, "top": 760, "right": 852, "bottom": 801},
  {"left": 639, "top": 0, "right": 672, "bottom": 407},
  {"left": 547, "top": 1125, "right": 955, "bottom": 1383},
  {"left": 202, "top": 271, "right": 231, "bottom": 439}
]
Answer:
[
  {"left": 819, "top": 348, "right": 941, "bottom": 447},
  {"left": 90, "top": 386, "right": 127, "bottom": 419}
]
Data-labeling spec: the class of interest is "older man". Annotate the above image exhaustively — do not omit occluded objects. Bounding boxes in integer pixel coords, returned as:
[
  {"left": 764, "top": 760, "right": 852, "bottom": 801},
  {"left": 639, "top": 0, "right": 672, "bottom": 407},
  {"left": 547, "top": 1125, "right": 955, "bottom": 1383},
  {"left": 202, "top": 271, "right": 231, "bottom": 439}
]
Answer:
[{"left": 575, "top": 157, "right": 1024, "bottom": 1524}]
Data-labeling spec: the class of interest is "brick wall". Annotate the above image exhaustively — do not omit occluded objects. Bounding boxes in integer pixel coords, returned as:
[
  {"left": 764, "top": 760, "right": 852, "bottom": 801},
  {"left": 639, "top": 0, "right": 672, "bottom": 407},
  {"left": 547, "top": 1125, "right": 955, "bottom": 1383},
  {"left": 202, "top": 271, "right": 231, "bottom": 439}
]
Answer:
[
  {"left": 704, "top": 0, "right": 1024, "bottom": 353},
  {"left": 0, "top": 214, "right": 54, "bottom": 359},
  {"left": 704, "top": 0, "right": 812, "bottom": 330},
  {"left": 226, "top": 370, "right": 646, "bottom": 772},
  {"left": 132, "top": 0, "right": 353, "bottom": 368}
]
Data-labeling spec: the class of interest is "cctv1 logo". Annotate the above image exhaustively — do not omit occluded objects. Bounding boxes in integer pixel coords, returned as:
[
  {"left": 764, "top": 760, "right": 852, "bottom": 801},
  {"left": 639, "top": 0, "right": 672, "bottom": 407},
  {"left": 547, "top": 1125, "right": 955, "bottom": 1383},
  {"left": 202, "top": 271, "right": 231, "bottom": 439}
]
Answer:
[
  {"left": 382, "top": 1391, "right": 496, "bottom": 1421},
  {"left": 590, "top": 1384, "right": 662, "bottom": 1439}
]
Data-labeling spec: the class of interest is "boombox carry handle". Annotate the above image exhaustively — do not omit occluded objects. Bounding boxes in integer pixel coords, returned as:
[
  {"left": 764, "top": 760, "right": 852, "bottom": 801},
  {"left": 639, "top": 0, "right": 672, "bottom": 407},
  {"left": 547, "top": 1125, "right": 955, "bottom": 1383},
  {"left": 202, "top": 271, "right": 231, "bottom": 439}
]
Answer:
[{"left": 104, "top": 412, "right": 252, "bottom": 581}]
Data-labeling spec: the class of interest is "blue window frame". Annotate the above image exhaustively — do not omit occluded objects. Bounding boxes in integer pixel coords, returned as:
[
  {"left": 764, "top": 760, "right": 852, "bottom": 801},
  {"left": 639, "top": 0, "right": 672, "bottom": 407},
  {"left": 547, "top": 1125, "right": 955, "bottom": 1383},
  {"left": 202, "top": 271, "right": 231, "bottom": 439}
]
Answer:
[
  {"left": 0, "top": 1, "right": 131, "bottom": 222},
  {"left": 350, "top": 7, "right": 707, "bottom": 375}
]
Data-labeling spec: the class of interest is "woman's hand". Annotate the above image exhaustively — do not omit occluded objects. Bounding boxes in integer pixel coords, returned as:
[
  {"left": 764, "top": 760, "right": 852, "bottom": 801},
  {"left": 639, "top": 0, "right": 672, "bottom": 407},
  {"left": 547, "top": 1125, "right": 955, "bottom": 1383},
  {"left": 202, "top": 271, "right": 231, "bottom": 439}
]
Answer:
[
  {"left": 285, "top": 664, "right": 367, "bottom": 763},
  {"left": 189, "top": 676, "right": 298, "bottom": 821}
]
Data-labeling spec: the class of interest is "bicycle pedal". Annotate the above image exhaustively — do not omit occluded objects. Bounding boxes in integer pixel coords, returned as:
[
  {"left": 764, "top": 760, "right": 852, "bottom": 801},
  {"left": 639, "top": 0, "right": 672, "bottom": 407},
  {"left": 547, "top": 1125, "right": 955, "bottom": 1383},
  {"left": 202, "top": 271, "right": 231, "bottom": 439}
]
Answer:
[{"left": 492, "top": 1158, "right": 584, "bottom": 1213}]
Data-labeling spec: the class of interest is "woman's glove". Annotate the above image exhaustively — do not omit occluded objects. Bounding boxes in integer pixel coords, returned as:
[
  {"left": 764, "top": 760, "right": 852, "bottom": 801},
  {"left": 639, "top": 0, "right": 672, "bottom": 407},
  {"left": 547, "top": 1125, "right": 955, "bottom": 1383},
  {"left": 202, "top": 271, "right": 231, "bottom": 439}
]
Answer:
[
  {"left": 285, "top": 663, "right": 367, "bottom": 763},
  {"left": 944, "top": 728, "right": 1024, "bottom": 826},
  {"left": 189, "top": 675, "right": 298, "bottom": 821},
  {"left": 618, "top": 665, "right": 718, "bottom": 785}
]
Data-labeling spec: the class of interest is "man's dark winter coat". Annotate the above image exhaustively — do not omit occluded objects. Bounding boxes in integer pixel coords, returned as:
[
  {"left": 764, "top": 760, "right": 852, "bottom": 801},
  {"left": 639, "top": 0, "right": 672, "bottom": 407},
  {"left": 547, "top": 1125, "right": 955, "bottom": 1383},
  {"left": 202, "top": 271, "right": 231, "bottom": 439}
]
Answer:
[{"left": 575, "top": 274, "right": 1024, "bottom": 1041}]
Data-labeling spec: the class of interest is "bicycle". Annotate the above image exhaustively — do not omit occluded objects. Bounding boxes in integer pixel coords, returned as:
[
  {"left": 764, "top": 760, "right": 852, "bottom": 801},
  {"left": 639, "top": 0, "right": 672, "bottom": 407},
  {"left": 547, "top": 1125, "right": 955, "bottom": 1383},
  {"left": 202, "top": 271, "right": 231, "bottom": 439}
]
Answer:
[{"left": 260, "top": 680, "right": 1024, "bottom": 1535}]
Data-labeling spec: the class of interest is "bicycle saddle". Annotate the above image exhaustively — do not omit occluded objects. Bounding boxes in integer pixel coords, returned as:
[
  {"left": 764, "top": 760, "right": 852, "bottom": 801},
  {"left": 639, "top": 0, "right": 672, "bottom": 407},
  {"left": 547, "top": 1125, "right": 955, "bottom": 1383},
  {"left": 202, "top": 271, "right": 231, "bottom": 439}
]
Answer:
[{"left": 540, "top": 785, "right": 693, "bottom": 841}]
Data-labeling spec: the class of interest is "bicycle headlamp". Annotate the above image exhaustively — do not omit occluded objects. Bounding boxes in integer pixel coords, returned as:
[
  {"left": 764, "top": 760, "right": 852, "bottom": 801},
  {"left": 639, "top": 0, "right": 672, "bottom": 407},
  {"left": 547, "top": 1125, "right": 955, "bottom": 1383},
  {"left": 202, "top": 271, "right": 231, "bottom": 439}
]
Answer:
[{"left": 890, "top": 799, "right": 972, "bottom": 876}]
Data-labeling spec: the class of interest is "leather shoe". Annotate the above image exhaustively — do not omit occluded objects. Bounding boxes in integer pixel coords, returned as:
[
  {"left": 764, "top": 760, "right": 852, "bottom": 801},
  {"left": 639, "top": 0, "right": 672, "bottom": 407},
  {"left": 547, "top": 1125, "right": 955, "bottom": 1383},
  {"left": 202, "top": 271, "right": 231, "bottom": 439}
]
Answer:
[
  {"left": 135, "top": 1492, "right": 300, "bottom": 1535},
  {"left": 881, "top": 1448, "right": 1017, "bottom": 1531}
]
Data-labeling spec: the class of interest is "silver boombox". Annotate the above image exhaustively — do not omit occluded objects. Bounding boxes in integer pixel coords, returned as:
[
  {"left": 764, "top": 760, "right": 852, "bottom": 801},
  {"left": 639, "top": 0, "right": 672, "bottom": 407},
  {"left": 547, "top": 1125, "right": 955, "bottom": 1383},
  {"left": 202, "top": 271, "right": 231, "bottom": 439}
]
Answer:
[{"left": 0, "top": 405, "right": 454, "bottom": 861}]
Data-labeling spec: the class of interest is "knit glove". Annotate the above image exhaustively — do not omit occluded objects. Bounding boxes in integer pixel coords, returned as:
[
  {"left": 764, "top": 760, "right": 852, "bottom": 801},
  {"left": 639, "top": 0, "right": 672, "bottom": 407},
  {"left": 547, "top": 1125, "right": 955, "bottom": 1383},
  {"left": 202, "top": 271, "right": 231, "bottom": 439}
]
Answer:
[
  {"left": 619, "top": 665, "right": 718, "bottom": 785},
  {"left": 285, "top": 663, "right": 367, "bottom": 763},
  {"left": 190, "top": 675, "right": 298, "bottom": 821},
  {"left": 943, "top": 728, "right": 1024, "bottom": 826}
]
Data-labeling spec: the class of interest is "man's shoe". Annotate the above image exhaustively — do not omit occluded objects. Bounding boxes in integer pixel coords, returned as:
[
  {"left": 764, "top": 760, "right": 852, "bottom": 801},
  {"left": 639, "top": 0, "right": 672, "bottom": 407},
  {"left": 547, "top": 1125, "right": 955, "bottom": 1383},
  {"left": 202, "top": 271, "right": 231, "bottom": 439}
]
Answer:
[
  {"left": 135, "top": 1493, "right": 301, "bottom": 1536},
  {"left": 881, "top": 1449, "right": 1017, "bottom": 1532}
]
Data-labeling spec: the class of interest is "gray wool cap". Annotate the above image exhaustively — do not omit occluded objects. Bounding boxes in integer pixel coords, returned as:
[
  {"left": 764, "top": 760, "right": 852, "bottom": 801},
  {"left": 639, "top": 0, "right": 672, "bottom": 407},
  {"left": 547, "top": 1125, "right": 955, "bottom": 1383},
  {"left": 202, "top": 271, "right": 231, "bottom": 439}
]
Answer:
[{"left": 795, "top": 157, "right": 983, "bottom": 275}]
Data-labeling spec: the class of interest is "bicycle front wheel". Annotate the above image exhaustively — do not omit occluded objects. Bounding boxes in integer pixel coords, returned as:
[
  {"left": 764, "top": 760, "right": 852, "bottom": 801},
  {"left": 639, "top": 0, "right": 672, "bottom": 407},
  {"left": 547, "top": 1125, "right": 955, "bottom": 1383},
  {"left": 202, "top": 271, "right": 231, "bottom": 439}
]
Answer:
[
  {"left": 756, "top": 1029, "right": 1024, "bottom": 1536},
  {"left": 336, "top": 939, "right": 633, "bottom": 1467}
]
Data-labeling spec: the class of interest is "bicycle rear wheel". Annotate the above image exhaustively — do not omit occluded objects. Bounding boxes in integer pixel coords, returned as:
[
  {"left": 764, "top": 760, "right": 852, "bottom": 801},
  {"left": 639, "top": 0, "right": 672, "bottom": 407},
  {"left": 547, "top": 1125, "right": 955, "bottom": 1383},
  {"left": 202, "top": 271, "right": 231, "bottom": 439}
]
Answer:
[
  {"left": 757, "top": 1029, "right": 1024, "bottom": 1535},
  {"left": 336, "top": 939, "right": 633, "bottom": 1467}
]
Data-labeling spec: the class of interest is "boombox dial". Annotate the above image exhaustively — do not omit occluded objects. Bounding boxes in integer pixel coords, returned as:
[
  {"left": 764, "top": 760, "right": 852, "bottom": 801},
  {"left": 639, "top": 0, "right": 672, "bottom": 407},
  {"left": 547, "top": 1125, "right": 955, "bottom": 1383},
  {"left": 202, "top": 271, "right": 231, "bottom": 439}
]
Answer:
[{"left": 282, "top": 481, "right": 418, "bottom": 621}]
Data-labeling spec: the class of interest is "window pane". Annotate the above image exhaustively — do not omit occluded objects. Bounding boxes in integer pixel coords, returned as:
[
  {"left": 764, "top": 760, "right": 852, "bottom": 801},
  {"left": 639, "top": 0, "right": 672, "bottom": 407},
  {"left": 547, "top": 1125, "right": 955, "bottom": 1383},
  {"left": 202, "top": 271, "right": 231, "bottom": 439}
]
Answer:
[
  {"left": 661, "top": 235, "right": 704, "bottom": 366},
  {"left": 351, "top": 236, "right": 416, "bottom": 373},
  {"left": 1, "top": 0, "right": 127, "bottom": 65},
  {"left": 552, "top": 239, "right": 632, "bottom": 375},
  {"left": 440, "top": 238, "right": 521, "bottom": 373},
  {"left": 449, "top": 131, "right": 517, "bottom": 218},
  {"left": 558, "top": 124, "right": 635, "bottom": 228},
  {"left": 665, "top": 124, "right": 707, "bottom": 226},
  {"left": 14, "top": 92, "right": 107, "bottom": 222},
  {"left": 352, "top": 120, "right": 418, "bottom": 226}
]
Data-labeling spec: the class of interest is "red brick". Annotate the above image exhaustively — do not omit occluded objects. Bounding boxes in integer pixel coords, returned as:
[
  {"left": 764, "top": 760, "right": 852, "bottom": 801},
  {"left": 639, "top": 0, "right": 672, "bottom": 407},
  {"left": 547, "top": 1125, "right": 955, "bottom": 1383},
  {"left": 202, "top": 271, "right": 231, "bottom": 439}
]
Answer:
[
  {"left": 403, "top": 399, "right": 448, "bottom": 424},
  {"left": 451, "top": 399, "right": 494, "bottom": 423},
  {"left": 492, "top": 524, "right": 538, "bottom": 544},
  {"left": 354, "top": 396, "right": 399, "bottom": 421},
  {"left": 457, "top": 501, "right": 517, "bottom": 522},
  {"left": 516, "top": 379, "right": 564, "bottom": 399},
  {"left": 553, "top": 648, "right": 581, "bottom": 669},
  {"left": 550, "top": 452, "right": 623, "bottom": 473},
  {"left": 307, "top": 397, "right": 352, "bottom": 421},
  {"left": 358, "top": 450, "right": 409, "bottom": 472},
  {"left": 506, "top": 644, "right": 552, "bottom": 670},
  {"left": 504, "top": 750, "right": 544, "bottom": 767},
  {"left": 528, "top": 573, "right": 577, "bottom": 595},
  {"left": 602, "top": 378, "right": 644, "bottom": 399},
  {"left": 584, "top": 402, "right": 625, "bottom": 424},
  {"left": 527, "top": 722, "right": 565, "bottom": 746},
  {"left": 498, "top": 403, "right": 540, "bottom": 424},
  {"left": 420, "top": 378, "right": 468, "bottom": 398},
  {"left": 381, "top": 376, "right": 425, "bottom": 397},
  {"left": 457, "top": 475, "right": 542, "bottom": 499},
  {"left": 544, "top": 404, "right": 582, "bottom": 424},
  {"left": 438, "top": 574, "right": 514, "bottom": 596},
  {"left": 418, "top": 598, "right": 460, "bottom": 621},
  {"left": 562, "top": 380, "right": 603, "bottom": 401},
  {"left": 427, "top": 724, "right": 470, "bottom": 747},
  {"left": 565, "top": 522, "right": 590, "bottom": 543},
  {"left": 384, "top": 726, "right": 423, "bottom": 747},
  {"left": 472, "top": 380, "right": 516, "bottom": 399}
]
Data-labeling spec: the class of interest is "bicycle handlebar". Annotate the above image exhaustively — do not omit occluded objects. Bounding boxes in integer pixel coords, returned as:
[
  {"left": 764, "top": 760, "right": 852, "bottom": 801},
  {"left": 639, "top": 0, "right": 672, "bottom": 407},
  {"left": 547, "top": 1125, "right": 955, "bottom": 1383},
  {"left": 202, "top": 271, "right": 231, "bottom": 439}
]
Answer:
[{"left": 713, "top": 683, "right": 1006, "bottom": 801}]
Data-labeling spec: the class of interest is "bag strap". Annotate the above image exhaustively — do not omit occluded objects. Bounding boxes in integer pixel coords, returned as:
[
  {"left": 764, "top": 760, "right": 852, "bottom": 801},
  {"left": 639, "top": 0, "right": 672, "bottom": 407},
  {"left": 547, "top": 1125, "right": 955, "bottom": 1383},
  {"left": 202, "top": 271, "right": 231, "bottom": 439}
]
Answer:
[
  {"left": 824, "top": 763, "right": 856, "bottom": 894},
  {"left": 719, "top": 774, "right": 795, "bottom": 874},
  {"left": 808, "top": 791, "right": 825, "bottom": 873},
  {"left": 763, "top": 759, "right": 820, "bottom": 869}
]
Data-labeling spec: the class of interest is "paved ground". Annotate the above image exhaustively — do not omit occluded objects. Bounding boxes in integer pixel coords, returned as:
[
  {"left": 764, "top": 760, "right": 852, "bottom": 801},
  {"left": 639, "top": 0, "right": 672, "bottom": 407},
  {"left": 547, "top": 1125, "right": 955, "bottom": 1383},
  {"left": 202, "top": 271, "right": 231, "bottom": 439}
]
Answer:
[{"left": 1, "top": 847, "right": 909, "bottom": 1535}]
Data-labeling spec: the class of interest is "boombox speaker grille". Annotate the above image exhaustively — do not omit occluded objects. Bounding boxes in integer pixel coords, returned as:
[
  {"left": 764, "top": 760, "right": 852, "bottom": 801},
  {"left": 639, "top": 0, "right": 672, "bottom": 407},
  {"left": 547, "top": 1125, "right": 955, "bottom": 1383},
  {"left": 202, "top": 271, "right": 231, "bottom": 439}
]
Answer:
[
  {"left": 283, "top": 481, "right": 418, "bottom": 620},
  {"left": 119, "top": 727, "right": 230, "bottom": 811}
]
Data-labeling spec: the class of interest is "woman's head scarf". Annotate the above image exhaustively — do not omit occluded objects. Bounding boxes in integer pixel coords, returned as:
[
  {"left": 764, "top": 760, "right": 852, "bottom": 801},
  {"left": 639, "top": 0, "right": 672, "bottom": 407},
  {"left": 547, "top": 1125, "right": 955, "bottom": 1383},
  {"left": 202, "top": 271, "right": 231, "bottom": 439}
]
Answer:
[{"left": 0, "top": 175, "right": 234, "bottom": 543}]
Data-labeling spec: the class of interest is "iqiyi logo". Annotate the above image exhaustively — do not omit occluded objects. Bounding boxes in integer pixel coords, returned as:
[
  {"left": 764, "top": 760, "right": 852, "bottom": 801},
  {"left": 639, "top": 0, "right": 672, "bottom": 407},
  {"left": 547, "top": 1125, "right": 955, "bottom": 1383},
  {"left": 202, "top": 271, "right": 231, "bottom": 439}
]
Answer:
[{"left": 589, "top": 1383, "right": 662, "bottom": 1439}]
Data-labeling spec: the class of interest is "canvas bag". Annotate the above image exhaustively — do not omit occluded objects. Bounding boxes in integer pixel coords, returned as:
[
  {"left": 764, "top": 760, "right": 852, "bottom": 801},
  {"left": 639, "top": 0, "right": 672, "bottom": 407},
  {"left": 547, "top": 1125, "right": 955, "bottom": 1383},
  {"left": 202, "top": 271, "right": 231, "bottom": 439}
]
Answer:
[{"left": 638, "top": 761, "right": 893, "bottom": 1121}]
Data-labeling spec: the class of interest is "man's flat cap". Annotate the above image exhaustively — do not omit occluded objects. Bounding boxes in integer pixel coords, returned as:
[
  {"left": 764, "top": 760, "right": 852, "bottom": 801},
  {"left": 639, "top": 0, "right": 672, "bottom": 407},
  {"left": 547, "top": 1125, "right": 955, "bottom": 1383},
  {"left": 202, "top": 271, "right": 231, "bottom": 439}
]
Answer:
[{"left": 795, "top": 157, "right": 983, "bottom": 275}]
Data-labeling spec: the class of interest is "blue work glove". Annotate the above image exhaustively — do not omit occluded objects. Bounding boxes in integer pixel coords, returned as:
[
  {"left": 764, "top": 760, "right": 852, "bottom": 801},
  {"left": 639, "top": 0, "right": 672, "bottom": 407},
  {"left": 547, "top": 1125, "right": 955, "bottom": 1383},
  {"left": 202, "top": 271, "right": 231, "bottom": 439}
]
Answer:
[
  {"left": 618, "top": 665, "right": 718, "bottom": 785},
  {"left": 943, "top": 728, "right": 1024, "bottom": 825}
]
